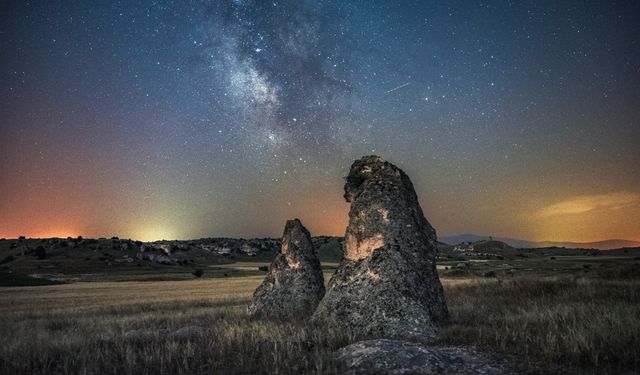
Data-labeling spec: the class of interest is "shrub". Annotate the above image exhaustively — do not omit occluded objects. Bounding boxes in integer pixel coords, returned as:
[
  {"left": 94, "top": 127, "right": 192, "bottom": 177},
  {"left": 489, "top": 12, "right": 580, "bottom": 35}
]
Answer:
[
  {"left": 192, "top": 269, "right": 204, "bottom": 278},
  {"left": 444, "top": 268, "right": 468, "bottom": 277},
  {"left": 0, "top": 256, "right": 15, "bottom": 264},
  {"left": 34, "top": 246, "right": 47, "bottom": 260}
]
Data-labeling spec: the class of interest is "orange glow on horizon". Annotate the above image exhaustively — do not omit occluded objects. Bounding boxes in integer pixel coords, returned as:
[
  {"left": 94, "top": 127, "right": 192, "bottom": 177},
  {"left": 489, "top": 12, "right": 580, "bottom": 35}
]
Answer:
[{"left": 0, "top": 228, "right": 82, "bottom": 240}]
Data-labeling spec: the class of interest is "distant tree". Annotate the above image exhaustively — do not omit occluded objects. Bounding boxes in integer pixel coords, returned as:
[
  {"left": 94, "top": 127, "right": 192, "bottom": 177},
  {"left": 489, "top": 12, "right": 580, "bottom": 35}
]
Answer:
[
  {"left": 192, "top": 269, "right": 204, "bottom": 278},
  {"left": 34, "top": 246, "right": 47, "bottom": 260}
]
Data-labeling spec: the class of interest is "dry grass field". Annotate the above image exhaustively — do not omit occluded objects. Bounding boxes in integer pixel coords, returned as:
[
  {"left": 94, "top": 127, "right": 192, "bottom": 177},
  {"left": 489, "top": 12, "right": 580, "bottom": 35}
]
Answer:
[
  {"left": 439, "top": 275, "right": 640, "bottom": 374},
  {"left": 0, "top": 276, "right": 350, "bottom": 375},
  {"left": 1, "top": 269, "right": 639, "bottom": 374}
]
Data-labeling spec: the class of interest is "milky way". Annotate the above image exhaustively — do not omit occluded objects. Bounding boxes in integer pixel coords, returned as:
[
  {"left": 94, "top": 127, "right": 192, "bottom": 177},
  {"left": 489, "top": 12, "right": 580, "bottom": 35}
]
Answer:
[
  {"left": 199, "top": 1, "right": 352, "bottom": 145},
  {"left": 1, "top": 1, "right": 639, "bottom": 242}
]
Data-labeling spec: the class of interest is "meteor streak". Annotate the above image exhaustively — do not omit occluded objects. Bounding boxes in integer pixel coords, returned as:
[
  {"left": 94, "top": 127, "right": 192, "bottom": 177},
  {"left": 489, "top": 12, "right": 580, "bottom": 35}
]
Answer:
[{"left": 385, "top": 82, "right": 410, "bottom": 94}]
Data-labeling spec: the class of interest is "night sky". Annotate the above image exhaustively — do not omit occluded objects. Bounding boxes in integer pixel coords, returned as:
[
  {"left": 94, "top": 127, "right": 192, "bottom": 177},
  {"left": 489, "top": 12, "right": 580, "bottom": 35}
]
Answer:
[{"left": 1, "top": 1, "right": 639, "bottom": 242}]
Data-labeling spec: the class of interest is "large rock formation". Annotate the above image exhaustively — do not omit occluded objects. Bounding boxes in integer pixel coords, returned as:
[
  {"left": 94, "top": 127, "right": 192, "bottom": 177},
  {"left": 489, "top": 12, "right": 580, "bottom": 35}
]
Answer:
[
  {"left": 247, "top": 219, "right": 325, "bottom": 318},
  {"left": 312, "top": 155, "right": 448, "bottom": 337},
  {"left": 334, "top": 339, "right": 514, "bottom": 375}
]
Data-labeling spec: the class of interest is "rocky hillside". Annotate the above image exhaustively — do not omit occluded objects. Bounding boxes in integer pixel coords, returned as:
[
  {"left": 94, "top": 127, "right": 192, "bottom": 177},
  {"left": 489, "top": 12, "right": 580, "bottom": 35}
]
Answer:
[{"left": 0, "top": 236, "right": 344, "bottom": 283}]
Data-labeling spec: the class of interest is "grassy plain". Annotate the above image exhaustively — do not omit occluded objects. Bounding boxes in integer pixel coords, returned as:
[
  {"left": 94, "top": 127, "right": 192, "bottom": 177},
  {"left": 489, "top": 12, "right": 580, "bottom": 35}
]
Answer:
[{"left": 1, "top": 264, "right": 639, "bottom": 374}]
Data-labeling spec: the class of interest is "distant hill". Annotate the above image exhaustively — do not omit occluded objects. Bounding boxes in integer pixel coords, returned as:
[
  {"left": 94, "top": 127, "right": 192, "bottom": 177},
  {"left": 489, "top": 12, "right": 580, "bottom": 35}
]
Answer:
[
  {"left": 312, "top": 236, "right": 343, "bottom": 263},
  {"left": 440, "top": 239, "right": 522, "bottom": 259},
  {"left": 440, "top": 234, "right": 640, "bottom": 250},
  {"left": 472, "top": 240, "right": 514, "bottom": 252},
  {"left": 533, "top": 239, "right": 640, "bottom": 250},
  {"left": 440, "top": 234, "right": 536, "bottom": 248}
]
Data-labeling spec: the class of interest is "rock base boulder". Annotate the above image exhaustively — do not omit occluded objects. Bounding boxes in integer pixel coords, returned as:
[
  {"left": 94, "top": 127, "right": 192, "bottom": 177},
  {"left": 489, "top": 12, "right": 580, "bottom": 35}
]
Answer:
[{"left": 334, "top": 339, "right": 515, "bottom": 375}]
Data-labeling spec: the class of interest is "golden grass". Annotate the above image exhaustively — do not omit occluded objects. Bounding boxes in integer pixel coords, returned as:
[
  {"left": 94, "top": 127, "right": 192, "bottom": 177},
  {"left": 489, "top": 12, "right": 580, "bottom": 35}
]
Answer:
[
  {"left": 1, "top": 275, "right": 638, "bottom": 374},
  {"left": 438, "top": 276, "right": 640, "bottom": 373},
  {"left": 0, "top": 277, "right": 261, "bottom": 314},
  {"left": 0, "top": 276, "right": 351, "bottom": 375}
]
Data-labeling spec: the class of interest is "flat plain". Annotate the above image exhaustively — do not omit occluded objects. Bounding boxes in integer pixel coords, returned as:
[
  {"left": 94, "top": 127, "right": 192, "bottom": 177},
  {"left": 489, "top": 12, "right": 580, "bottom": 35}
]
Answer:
[{"left": 1, "top": 238, "right": 639, "bottom": 374}]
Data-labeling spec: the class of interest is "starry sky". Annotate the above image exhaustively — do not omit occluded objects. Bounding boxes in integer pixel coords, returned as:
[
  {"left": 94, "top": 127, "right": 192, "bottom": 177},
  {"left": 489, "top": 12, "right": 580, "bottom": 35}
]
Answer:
[{"left": 1, "top": 1, "right": 639, "bottom": 242}]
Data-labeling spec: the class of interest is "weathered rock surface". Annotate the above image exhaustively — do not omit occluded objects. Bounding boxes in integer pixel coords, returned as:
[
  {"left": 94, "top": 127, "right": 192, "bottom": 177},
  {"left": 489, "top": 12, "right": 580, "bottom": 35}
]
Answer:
[
  {"left": 247, "top": 219, "right": 324, "bottom": 318},
  {"left": 334, "top": 339, "right": 515, "bottom": 375},
  {"left": 312, "top": 155, "right": 448, "bottom": 338}
]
